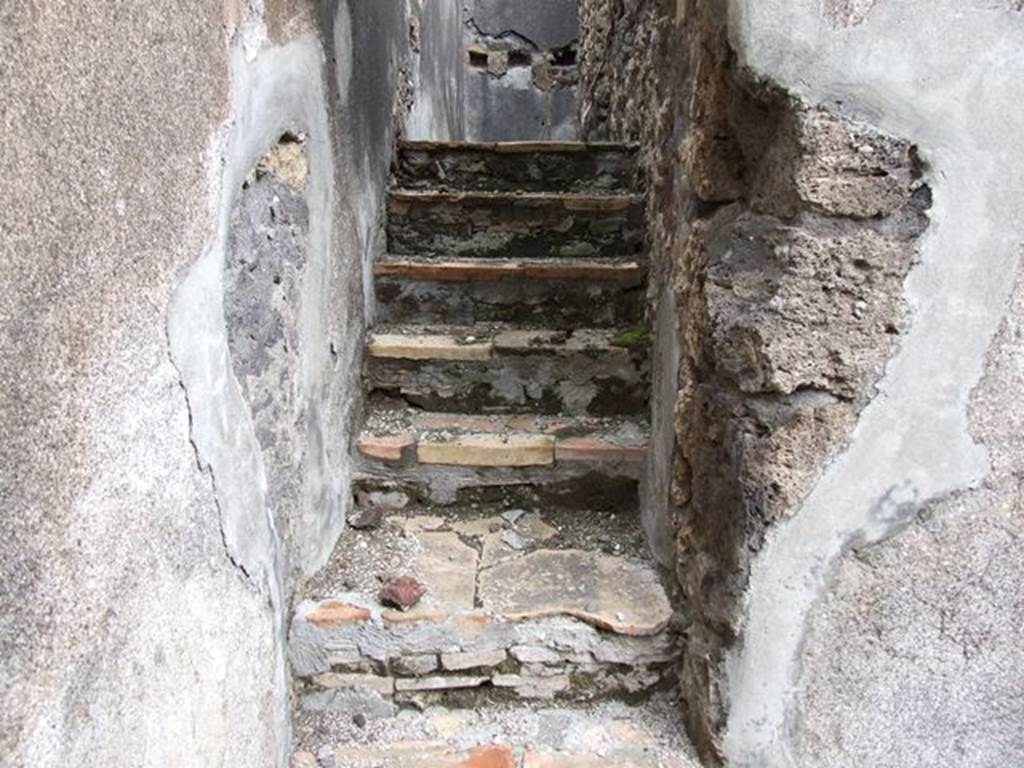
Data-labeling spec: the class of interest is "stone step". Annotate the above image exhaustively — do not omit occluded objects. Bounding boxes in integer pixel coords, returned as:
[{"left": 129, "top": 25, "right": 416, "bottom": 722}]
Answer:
[
  {"left": 293, "top": 696, "right": 701, "bottom": 767},
  {"left": 354, "top": 410, "right": 648, "bottom": 505},
  {"left": 387, "top": 191, "right": 645, "bottom": 260},
  {"left": 374, "top": 257, "right": 645, "bottom": 329},
  {"left": 366, "top": 324, "right": 650, "bottom": 416},
  {"left": 289, "top": 510, "right": 680, "bottom": 711},
  {"left": 394, "top": 140, "right": 641, "bottom": 194}
]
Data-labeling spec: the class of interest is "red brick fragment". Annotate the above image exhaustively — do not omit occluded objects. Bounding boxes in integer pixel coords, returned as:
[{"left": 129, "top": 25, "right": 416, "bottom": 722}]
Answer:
[
  {"left": 378, "top": 576, "right": 427, "bottom": 610},
  {"left": 357, "top": 433, "right": 414, "bottom": 462},
  {"left": 555, "top": 436, "right": 647, "bottom": 463},
  {"left": 459, "top": 746, "right": 516, "bottom": 768}
]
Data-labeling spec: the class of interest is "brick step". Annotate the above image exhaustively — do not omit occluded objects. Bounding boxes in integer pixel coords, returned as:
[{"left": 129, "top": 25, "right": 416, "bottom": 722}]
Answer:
[
  {"left": 292, "top": 696, "right": 701, "bottom": 766},
  {"left": 387, "top": 190, "right": 644, "bottom": 260},
  {"left": 366, "top": 324, "right": 650, "bottom": 416},
  {"left": 289, "top": 509, "right": 680, "bottom": 713},
  {"left": 355, "top": 410, "right": 648, "bottom": 505},
  {"left": 374, "top": 257, "right": 645, "bottom": 329},
  {"left": 394, "top": 139, "right": 641, "bottom": 194}
]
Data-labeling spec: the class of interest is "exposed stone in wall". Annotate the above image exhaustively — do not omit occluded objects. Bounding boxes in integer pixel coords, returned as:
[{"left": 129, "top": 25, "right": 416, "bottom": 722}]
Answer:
[
  {"left": 579, "top": 1, "right": 930, "bottom": 761},
  {"left": 225, "top": 137, "right": 311, "bottom": 566}
]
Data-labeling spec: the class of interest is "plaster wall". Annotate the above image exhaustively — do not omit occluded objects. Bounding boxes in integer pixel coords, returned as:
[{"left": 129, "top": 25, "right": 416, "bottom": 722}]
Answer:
[
  {"left": 0, "top": 2, "right": 279, "bottom": 765},
  {"left": 0, "top": 0, "right": 446, "bottom": 765},
  {"left": 722, "top": 2, "right": 1024, "bottom": 765}
]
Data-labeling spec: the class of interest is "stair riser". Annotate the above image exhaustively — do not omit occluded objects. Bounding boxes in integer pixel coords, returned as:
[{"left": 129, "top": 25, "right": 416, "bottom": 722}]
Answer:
[
  {"left": 387, "top": 196, "right": 644, "bottom": 259},
  {"left": 353, "top": 470, "right": 641, "bottom": 511},
  {"left": 366, "top": 352, "right": 650, "bottom": 416},
  {"left": 292, "top": 610, "right": 679, "bottom": 707},
  {"left": 375, "top": 275, "right": 645, "bottom": 328},
  {"left": 396, "top": 145, "right": 640, "bottom": 194}
]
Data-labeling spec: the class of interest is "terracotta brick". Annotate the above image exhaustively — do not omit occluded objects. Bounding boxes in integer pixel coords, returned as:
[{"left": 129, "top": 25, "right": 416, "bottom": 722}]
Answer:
[
  {"left": 555, "top": 436, "right": 647, "bottom": 463},
  {"left": 459, "top": 746, "right": 516, "bottom": 768},
  {"left": 306, "top": 600, "right": 371, "bottom": 627},
  {"left": 357, "top": 433, "right": 414, "bottom": 462}
]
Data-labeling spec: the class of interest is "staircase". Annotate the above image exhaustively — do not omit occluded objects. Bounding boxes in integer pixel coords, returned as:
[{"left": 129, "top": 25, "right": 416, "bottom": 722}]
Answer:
[{"left": 289, "top": 141, "right": 696, "bottom": 767}]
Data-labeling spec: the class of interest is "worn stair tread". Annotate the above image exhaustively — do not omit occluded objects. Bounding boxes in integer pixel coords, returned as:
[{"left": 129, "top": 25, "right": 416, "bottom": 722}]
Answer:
[
  {"left": 398, "top": 139, "right": 639, "bottom": 153},
  {"left": 390, "top": 189, "right": 641, "bottom": 208},
  {"left": 367, "top": 325, "right": 646, "bottom": 360},
  {"left": 357, "top": 411, "right": 648, "bottom": 467},
  {"left": 374, "top": 256, "right": 645, "bottom": 283},
  {"left": 478, "top": 548, "right": 673, "bottom": 636}
]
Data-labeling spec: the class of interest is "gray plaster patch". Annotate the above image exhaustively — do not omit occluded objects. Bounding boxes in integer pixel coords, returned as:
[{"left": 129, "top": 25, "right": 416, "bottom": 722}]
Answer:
[
  {"left": 225, "top": 151, "right": 310, "bottom": 554},
  {"left": 167, "top": 33, "right": 337, "bottom": 768},
  {"left": 722, "top": 1, "right": 1024, "bottom": 765}
]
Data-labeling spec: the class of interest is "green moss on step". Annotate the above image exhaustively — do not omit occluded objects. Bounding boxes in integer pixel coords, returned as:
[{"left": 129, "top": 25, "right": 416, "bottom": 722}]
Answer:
[{"left": 609, "top": 324, "right": 651, "bottom": 349}]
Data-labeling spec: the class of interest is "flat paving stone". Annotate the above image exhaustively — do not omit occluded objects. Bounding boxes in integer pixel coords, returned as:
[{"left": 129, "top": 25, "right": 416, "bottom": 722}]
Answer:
[
  {"left": 382, "top": 530, "right": 478, "bottom": 624},
  {"left": 478, "top": 549, "right": 672, "bottom": 636}
]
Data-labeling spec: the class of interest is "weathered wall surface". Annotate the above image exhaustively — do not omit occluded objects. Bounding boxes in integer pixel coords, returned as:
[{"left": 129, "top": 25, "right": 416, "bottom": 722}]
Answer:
[
  {"left": 0, "top": 1, "right": 440, "bottom": 766},
  {"left": 406, "top": 0, "right": 467, "bottom": 141},
  {"left": 579, "top": 0, "right": 1024, "bottom": 766},
  {"left": 0, "top": 3, "right": 277, "bottom": 765},
  {"left": 462, "top": 0, "right": 580, "bottom": 141}
]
